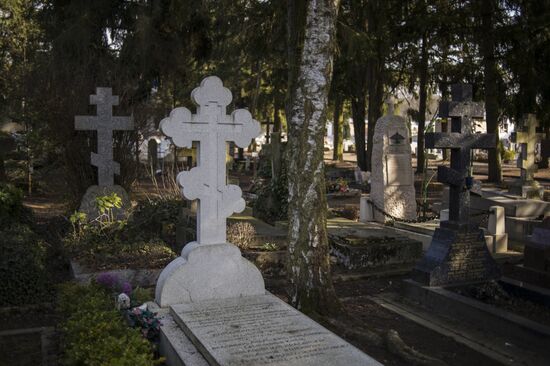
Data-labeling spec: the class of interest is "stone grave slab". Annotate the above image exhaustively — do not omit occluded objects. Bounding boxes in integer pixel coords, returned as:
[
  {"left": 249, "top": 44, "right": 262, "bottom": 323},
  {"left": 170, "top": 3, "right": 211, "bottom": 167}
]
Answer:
[
  {"left": 170, "top": 294, "right": 382, "bottom": 366},
  {"left": 523, "top": 217, "right": 550, "bottom": 284},
  {"left": 329, "top": 232, "right": 422, "bottom": 270}
]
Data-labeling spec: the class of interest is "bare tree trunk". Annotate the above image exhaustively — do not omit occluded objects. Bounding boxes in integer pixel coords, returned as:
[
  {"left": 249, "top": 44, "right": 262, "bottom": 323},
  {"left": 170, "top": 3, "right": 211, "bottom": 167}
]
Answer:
[
  {"left": 352, "top": 94, "right": 367, "bottom": 169},
  {"left": 365, "top": 0, "right": 384, "bottom": 172},
  {"left": 480, "top": 0, "right": 502, "bottom": 182},
  {"left": 287, "top": 0, "right": 341, "bottom": 315},
  {"left": 416, "top": 32, "right": 429, "bottom": 173},
  {"left": 333, "top": 96, "right": 344, "bottom": 161}
]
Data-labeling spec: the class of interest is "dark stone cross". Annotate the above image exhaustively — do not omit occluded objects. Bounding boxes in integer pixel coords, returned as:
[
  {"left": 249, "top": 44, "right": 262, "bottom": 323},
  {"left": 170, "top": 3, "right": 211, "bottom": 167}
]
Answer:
[
  {"left": 426, "top": 84, "right": 495, "bottom": 229},
  {"left": 412, "top": 84, "right": 500, "bottom": 286}
]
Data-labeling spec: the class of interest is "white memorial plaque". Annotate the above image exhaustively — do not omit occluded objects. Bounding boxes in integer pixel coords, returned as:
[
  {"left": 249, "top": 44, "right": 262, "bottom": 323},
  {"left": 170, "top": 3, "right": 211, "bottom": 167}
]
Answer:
[{"left": 171, "top": 294, "right": 381, "bottom": 366}]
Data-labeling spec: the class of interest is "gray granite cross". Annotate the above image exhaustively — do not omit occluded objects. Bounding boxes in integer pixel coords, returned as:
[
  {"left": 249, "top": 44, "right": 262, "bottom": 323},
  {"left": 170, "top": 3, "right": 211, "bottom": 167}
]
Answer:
[
  {"left": 511, "top": 114, "right": 543, "bottom": 182},
  {"left": 426, "top": 84, "right": 495, "bottom": 228},
  {"left": 75, "top": 88, "right": 133, "bottom": 186}
]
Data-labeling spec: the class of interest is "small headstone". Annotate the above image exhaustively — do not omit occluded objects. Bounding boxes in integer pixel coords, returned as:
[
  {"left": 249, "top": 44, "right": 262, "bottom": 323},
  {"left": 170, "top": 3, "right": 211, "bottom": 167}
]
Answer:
[
  {"left": 524, "top": 217, "right": 550, "bottom": 274},
  {"left": 370, "top": 97, "right": 416, "bottom": 222},
  {"left": 412, "top": 84, "right": 500, "bottom": 286},
  {"left": 75, "top": 88, "right": 133, "bottom": 219},
  {"left": 510, "top": 114, "right": 544, "bottom": 198}
]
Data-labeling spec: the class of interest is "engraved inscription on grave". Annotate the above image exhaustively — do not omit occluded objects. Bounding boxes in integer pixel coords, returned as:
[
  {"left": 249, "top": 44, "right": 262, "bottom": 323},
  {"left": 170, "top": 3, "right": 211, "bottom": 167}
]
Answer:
[
  {"left": 172, "top": 295, "right": 379, "bottom": 366},
  {"left": 386, "top": 155, "right": 412, "bottom": 186}
]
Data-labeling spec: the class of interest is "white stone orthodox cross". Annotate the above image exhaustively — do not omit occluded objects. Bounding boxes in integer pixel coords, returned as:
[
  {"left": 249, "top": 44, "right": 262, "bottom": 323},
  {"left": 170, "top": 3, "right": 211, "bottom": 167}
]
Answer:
[
  {"left": 75, "top": 88, "right": 133, "bottom": 186},
  {"left": 160, "top": 76, "right": 261, "bottom": 245},
  {"left": 511, "top": 114, "right": 543, "bottom": 182}
]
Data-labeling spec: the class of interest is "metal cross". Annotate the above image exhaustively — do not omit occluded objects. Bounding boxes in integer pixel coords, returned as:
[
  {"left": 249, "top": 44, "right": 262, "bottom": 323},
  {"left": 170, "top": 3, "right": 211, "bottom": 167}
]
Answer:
[
  {"left": 160, "top": 76, "right": 260, "bottom": 245},
  {"left": 75, "top": 88, "right": 133, "bottom": 186},
  {"left": 511, "top": 114, "right": 543, "bottom": 182},
  {"left": 427, "top": 84, "right": 495, "bottom": 227}
]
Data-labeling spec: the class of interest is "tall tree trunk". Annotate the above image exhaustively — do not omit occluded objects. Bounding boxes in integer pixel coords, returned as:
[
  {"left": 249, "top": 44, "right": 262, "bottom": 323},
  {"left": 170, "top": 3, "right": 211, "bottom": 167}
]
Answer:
[
  {"left": 352, "top": 95, "right": 367, "bottom": 169},
  {"left": 333, "top": 96, "right": 344, "bottom": 161},
  {"left": 287, "top": 0, "right": 341, "bottom": 315},
  {"left": 365, "top": 0, "right": 384, "bottom": 171},
  {"left": 480, "top": 0, "right": 502, "bottom": 182},
  {"left": 416, "top": 32, "right": 429, "bottom": 173},
  {"left": 0, "top": 156, "right": 6, "bottom": 182}
]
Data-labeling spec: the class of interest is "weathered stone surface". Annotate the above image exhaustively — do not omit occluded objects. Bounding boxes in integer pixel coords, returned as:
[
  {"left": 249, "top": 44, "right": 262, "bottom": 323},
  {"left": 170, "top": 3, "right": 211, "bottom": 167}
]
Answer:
[
  {"left": 511, "top": 114, "right": 542, "bottom": 183},
  {"left": 371, "top": 100, "right": 416, "bottom": 222},
  {"left": 330, "top": 233, "right": 422, "bottom": 270},
  {"left": 78, "top": 184, "right": 130, "bottom": 220},
  {"left": 155, "top": 76, "right": 265, "bottom": 307},
  {"left": 426, "top": 84, "right": 494, "bottom": 225},
  {"left": 155, "top": 243, "right": 265, "bottom": 307},
  {"left": 414, "top": 84, "right": 500, "bottom": 286},
  {"left": 412, "top": 226, "right": 500, "bottom": 286},
  {"left": 524, "top": 217, "right": 550, "bottom": 274},
  {"left": 160, "top": 76, "right": 260, "bottom": 245},
  {"left": 171, "top": 294, "right": 382, "bottom": 366},
  {"left": 75, "top": 87, "right": 133, "bottom": 187}
]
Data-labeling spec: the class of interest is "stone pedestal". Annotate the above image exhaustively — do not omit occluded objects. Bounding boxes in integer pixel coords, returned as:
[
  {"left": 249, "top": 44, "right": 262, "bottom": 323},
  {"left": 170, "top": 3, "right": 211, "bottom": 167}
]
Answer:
[
  {"left": 359, "top": 195, "right": 374, "bottom": 222},
  {"left": 412, "top": 222, "right": 500, "bottom": 286},
  {"left": 508, "top": 180, "right": 544, "bottom": 200},
  {"left": 155, "top": 243, "right": 265, "bottom": 307}
]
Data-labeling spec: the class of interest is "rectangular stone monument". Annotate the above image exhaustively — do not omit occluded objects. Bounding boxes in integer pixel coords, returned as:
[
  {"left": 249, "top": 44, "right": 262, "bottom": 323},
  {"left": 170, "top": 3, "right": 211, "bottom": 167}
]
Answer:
[
  {"left": 510, "top": 114, "right": 544, "bottom": 199},
  {"left": 370, "top": 97, "right": 416, "bottom": 223},
  {"left": 155, "top": 76, "right": 381, "bottom": 366},
  {"left": 412, "top": 84, "right": 500, "bottom": 286}
]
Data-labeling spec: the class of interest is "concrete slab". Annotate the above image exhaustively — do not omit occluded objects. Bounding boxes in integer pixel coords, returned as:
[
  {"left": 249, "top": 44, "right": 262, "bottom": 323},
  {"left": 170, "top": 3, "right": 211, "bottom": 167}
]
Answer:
[{"left": 170, "top": 294, "right": 382, "bottom": 366}]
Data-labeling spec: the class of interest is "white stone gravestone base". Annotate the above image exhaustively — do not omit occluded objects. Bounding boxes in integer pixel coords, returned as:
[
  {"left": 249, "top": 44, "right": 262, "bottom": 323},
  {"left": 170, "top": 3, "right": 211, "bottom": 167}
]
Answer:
[{"left": 154, "top": 76, "right": 381, "bottom": 366}]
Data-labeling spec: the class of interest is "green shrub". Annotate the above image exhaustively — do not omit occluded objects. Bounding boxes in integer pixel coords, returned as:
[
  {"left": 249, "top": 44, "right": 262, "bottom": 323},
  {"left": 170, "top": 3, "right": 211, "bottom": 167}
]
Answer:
[
  {"left": 252, "top": 168, "right": 288, "bottom": 222},
  {"left": 0, "top": 183, "right": 25, "bottom": 224},
  {"left": 128, "top": 198, "right": 185, "bottom": 239},
  {"left": 0, "top": 223, "right": 54, "bottom": 306},
  {"left": 58, "top": 283, "right": 160, "bottom": 366},
  {"left": 64, "top": 221, "right": 175, "bottom": 271},
  {"left": 502, "top": 148, "right": 516, "bottom": 162}
]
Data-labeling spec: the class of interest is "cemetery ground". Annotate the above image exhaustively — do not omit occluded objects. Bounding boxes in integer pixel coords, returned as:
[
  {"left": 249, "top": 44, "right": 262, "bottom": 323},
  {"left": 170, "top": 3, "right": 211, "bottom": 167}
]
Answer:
[{"left": 2, "top": 154, "right": 549, "bottom": 366}]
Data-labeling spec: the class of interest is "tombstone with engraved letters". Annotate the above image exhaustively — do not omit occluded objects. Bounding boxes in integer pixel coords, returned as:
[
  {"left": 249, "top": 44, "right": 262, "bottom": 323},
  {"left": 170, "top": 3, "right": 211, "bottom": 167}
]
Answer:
[
  {"left": 412, "top": 84, "right": 500, "bottom": 286},
  {"left": 371, "top": 97, "right": 416, "bottom": 222}
]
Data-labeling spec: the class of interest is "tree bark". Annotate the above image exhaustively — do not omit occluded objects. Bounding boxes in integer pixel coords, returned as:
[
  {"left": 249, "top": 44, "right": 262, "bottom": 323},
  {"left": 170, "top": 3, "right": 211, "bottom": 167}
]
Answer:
[
  {"left": 480, "top": 0, "right": 502, "bottom": 182},
  {"left": 333, "top": 96, "right": 344, "bottom": 161},
  {"left": 287, "top": 0, "right": 341, "bottom": 315},
  {"left": 365, "top": 0, "right": 384, "bottom": 171},
  {"left": 416, "top": 32, "right": 429, "bottom": 173},
  {"left": 352, "top": 94, "right": 367, "bottom": 169}
]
